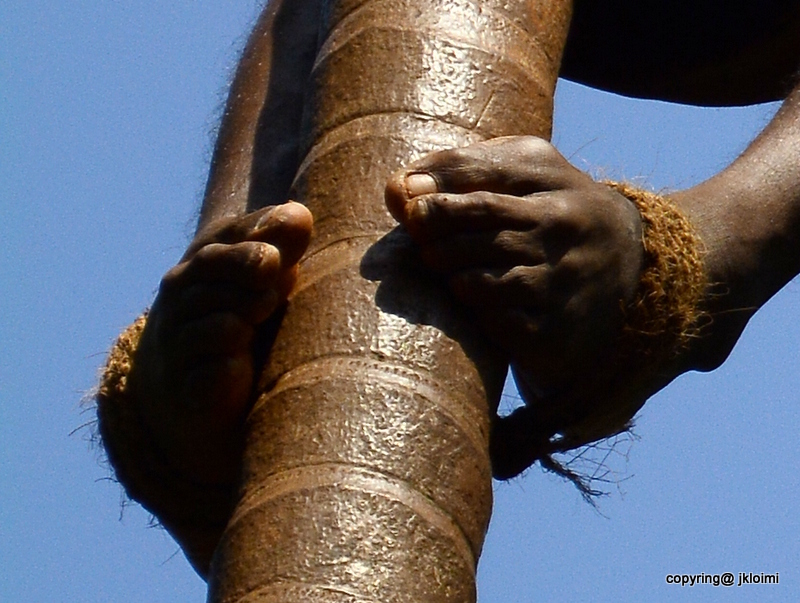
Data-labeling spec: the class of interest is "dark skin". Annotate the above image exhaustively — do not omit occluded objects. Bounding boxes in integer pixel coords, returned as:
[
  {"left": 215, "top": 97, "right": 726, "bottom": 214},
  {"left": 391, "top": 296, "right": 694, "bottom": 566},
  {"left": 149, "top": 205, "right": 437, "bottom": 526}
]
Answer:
[
  {"left": 120, "top": 0, "right": 800, "bottom": 545},
  {"left": 384, "top": 85, "right": 800, "bottom": 476},
  {"left": 127, "top": 81, "right": 800, "bottom": 487},
  {"left": 127, "top": 202, "right": 312, "bottom": 484},
  {"left": 129, "top": 134, "right": 647, "bottom": 487},
  {"left": 123, "top": 0, "right": 320, "bottom": 488},
  {"left": 385, "top": 136, "right": 644, "bottom": 400}
]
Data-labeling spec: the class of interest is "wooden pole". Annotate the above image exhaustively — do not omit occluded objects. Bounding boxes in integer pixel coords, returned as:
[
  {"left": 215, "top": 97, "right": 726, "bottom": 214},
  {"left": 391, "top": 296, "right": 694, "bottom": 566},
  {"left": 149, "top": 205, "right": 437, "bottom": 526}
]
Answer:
[{"left": 208, "top": 0, "right": 572, "bottom": 601}]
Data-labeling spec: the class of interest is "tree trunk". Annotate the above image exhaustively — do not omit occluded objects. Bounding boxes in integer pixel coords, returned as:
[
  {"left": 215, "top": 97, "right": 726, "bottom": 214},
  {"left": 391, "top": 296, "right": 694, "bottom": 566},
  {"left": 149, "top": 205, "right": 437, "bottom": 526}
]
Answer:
[{"left": 207, "top": 0, "right": 572, "bottom": 601}]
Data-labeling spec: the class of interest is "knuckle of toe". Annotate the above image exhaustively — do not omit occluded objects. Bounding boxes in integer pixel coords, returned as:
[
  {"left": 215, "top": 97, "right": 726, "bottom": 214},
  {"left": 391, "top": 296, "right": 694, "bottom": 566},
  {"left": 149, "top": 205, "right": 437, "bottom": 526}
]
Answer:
[
  {"left": 241, "top": 242, "right": 268, "bottom": 268},
  {"left": 159, "top": 264, "right": 187, "bottom": 293},
  {"left": 550, "top": 254, "right": 585, "bottom": 288},
  {"left": 437, "top": 146, "right": 469, "bottom": 165},
  {"left": 193, "top": 242, "right": 224, "bottom": 264},
  {"left": 516, "top": 135, "right": 550, "bottom": 157},
  {"left": 196, "top": 215, "right": 241, "bottom": 244},
  {"left": 420, "top": 147, "right": 470, "bottom": 178},
  {"left": 547, "top": 195, "right": 585, "bottom": 233}
]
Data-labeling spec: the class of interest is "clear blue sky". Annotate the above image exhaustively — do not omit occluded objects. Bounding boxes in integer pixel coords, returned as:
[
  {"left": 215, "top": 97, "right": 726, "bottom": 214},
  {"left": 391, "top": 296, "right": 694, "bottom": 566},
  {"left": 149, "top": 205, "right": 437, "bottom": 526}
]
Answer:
[{"left": 2, "top": 2, "right": 797, "bottom": 602}]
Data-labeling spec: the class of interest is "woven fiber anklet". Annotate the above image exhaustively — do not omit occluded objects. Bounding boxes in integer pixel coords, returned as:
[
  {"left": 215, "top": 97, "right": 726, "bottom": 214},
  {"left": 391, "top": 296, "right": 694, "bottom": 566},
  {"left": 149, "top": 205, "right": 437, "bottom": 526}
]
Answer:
[
  {"left": 544, "top": 182, "right": 707, "bottom": 455},
  {"left": 528, "top": 182, "right": 708, "bottom": 495},
  {"left": 606, "top": 181, "right": 707, "bottom": 360}
]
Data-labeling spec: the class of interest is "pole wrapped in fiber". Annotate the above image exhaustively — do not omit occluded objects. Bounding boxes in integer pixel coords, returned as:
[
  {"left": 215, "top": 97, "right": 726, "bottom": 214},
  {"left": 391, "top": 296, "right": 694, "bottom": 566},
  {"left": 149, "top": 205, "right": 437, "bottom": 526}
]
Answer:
[{"left": 208, "top": 0, "right": 572, "bottom": 601}]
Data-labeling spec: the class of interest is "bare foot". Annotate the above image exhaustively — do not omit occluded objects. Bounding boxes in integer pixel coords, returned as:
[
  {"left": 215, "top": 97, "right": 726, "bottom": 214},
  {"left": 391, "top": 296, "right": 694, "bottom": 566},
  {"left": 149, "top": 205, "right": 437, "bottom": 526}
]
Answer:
[
  {"left": 126, "top": 202, "right": 313, "bottom": 485},
  {"left": 386, "top": 136, "right": 649, "bottom": 476}
]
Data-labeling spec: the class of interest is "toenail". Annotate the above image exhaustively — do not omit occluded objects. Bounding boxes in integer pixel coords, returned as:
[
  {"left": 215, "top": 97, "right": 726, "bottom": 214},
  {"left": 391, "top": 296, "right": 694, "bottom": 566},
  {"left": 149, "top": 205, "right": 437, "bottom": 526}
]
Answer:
[{"left": 405, "top": 173, "right": 437, "bottom": 197}]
